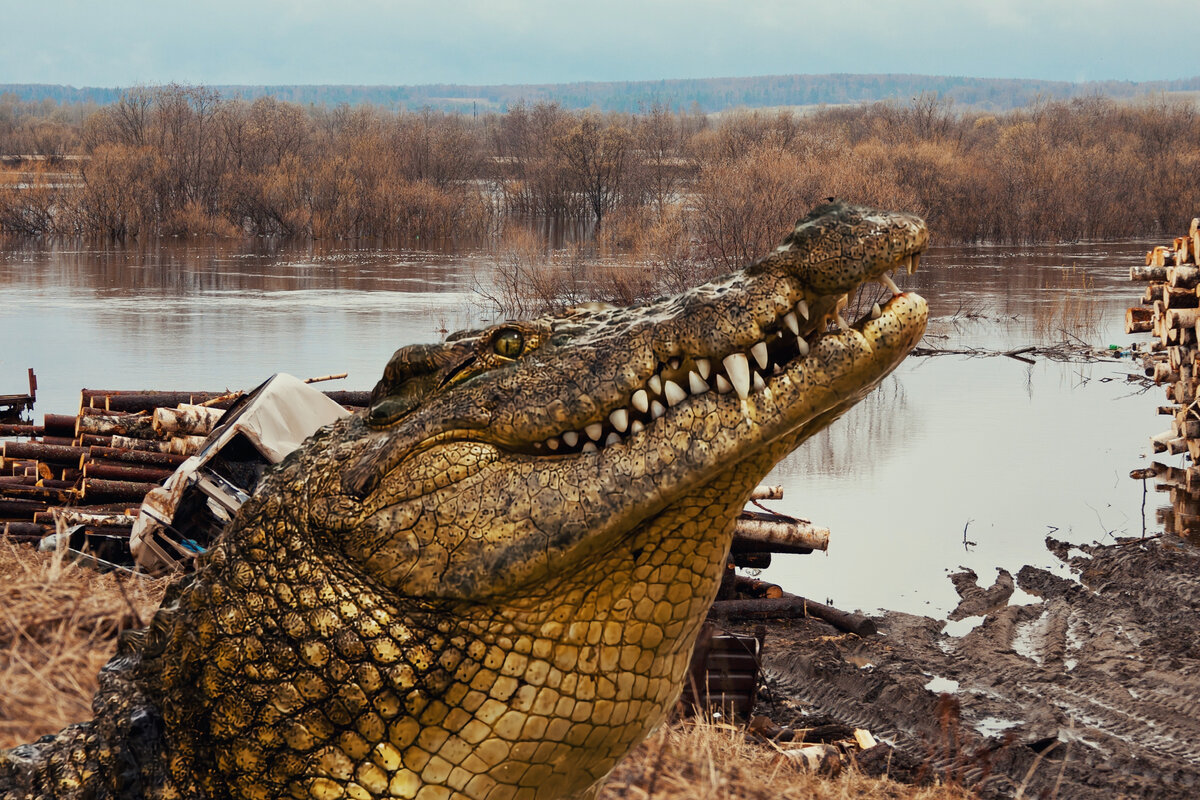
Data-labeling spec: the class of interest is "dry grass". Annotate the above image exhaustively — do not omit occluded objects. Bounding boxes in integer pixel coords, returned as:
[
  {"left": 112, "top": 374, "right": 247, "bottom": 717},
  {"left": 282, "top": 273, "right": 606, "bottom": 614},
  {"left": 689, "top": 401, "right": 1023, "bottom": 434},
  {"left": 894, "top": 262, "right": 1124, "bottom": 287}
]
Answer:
[
  {"left": 0, "top": 542, "right": 972, "bottom": 798},
  {"left": 0, "top": 540, "right": 169, "bottom": 748},
  {"left": 602, "top": 717, "right": 976, "bottom": 800},
  {"left": 1032, "top": 264, "right": 1101, "bottom": 342}
]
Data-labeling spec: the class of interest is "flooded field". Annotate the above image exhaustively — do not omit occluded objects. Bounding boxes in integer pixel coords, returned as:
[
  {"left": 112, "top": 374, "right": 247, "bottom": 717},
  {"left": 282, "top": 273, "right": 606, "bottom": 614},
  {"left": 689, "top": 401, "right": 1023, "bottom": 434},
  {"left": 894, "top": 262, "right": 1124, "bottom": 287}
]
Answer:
[{"left": 0, "top": 236, "right": 1168, "bottom": 615}]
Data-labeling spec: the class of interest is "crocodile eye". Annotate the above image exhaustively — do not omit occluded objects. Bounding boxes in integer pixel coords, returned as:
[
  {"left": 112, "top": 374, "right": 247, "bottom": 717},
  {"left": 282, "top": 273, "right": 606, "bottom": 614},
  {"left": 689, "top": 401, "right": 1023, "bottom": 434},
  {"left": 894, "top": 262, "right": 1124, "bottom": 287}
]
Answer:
[{"left": 493, "top": 329, "right": 524, "bottom": 359}]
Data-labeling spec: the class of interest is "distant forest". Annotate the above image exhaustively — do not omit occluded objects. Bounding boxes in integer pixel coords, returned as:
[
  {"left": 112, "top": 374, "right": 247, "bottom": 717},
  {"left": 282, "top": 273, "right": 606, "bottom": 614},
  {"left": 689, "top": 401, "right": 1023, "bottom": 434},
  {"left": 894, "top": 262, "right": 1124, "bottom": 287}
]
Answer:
[
  {"left": 4, "top": 73, "right": 1200, "bottom": 114},
  {"left": 2, "top": 83, "right": 1199, "bottom": 296}
]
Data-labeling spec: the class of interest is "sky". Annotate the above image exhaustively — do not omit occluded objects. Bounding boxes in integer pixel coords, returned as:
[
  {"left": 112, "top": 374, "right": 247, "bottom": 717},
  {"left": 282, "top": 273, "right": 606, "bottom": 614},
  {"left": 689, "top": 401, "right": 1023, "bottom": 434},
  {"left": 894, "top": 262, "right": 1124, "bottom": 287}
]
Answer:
[{"left": 5, "top": 0, "right": 1198, "bottom": 88}]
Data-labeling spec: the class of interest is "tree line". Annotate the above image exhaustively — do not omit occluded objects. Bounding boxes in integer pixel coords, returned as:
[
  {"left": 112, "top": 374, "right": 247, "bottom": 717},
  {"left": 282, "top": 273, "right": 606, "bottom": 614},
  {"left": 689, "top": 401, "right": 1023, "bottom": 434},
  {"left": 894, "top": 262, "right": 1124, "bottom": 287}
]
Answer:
[{"left": 1, "top": 85, "right": 1198, "bottom": 264}]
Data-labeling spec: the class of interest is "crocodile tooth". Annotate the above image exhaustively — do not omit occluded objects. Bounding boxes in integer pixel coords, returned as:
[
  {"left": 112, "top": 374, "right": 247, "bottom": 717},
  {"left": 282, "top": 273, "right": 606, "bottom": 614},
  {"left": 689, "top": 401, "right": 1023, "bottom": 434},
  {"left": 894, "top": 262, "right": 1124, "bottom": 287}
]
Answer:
[
  {"left": 881, "top": 271, "right": 901, "bottom": 295},
  {"left": 696, "top": 357, "right": 711, "bottom": 380},
  {"left": 688, "top": 370, "right": 709, "bottom": 394},
  {"left": 871, "top": 302, "right": 882, "bottom": 320},
  {"left": 797, "top": 336, "right": 810, "bottom": 357},
  {"left": 581, "top": 441, "right": 599, "bottom": 454},
  {"left": 752, "top": 371, "right": 767, "bottom": 393},
  {"left": 651, "top": 400, "right": 666, "bottom": 419},
  {"left": 796, "top": 299, "right": 809, "bottom": 320},
  {"left": 716, "top": 374, "right": 733, "bottom": 394},
  {"left": 783, "top": 311, "right": 799, "bottom": 335},
  {"left": 773, "top": 364, "right": 783, "bottom": 376},
  {"left": 669, "top": 357, "right": 681, "bottom": 370},
  {"left": 605, "top": 432, "right": 621, "bottom": 446},
  {"left": 609, "top": 408, "right": 629, "bottom": 432},
  {"left": 547, "top": 437, "right": 560, "bottom": 450},
  {"left": 835, "top": 312, "right": 849, "bottom": 331},
  {"left": 723, "top": 353, "right": 751, "bottom": 399},
  {"left": 913, "top": 253, "right": 921, "bottom": 272},
  {"left": 750, "top": 342, "right": 769, "bottom": 370},
  {"left": 563, "top": 431, "right": 579, "bottom": 447},
  {"left": 630, "top": 419, "right": 645, "bottom": 434},
  {"left": 648, "top": 375, "right": 663, "bottom": 395},
  {"left": 663, "top": 380, "right": 687, "bottom": 406},
  {"left": 631, "top": 389, "right": 649, "bottom": 413},
  {"left": 585, "top": 422, "right": 603, "bottom": 441}
]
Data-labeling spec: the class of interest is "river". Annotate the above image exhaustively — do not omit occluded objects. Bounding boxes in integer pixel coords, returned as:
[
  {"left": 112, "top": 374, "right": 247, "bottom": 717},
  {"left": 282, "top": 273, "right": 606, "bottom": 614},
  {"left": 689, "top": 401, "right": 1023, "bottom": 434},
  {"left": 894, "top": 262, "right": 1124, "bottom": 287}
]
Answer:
[{"left": 0, "top": 235, "right": 1166, "bottom": 616}]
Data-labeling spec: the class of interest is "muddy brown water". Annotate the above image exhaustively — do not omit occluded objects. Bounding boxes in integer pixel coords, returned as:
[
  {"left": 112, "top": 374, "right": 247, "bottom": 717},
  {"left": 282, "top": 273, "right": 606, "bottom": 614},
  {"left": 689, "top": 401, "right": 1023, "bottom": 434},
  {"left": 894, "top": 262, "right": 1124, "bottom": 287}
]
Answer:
[{"left": 0, "top": 236, "right": 1171, "bottom": 616}]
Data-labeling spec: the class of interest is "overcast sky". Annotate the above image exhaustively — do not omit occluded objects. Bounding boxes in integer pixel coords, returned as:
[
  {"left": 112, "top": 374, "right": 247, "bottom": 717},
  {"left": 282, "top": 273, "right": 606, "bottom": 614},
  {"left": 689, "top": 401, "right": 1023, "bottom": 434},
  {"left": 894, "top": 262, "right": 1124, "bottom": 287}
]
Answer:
[{"left": 5, "top": 1, "right": 1197, "bottom": 88}]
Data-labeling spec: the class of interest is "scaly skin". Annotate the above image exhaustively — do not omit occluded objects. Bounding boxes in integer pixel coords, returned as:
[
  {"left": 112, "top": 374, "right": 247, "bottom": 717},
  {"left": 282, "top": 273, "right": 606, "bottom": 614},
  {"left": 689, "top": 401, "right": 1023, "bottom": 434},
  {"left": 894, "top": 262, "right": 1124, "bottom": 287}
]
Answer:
[{"left": 1, "top": 201, "right": 929, "bottom": 800}]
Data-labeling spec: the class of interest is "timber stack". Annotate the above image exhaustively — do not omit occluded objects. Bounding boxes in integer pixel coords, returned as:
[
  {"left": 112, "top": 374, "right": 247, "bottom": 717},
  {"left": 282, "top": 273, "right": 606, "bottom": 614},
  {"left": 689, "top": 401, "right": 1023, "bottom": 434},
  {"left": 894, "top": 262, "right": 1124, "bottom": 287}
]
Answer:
[
  {"left": 1, "top": 383, "right": 834, "bottom": 571},
  {"left": 0, "top": 383, "right": 370, "bottom": 562},
  {"left": 1127, "top": 216, "right": 1200, "bottom": 537}
]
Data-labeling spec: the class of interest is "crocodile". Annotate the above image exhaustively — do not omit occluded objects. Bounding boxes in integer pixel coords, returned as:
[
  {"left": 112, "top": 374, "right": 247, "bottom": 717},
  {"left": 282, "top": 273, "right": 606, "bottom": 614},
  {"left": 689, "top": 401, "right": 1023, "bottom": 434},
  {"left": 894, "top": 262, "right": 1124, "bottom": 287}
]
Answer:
[{"left": 1, "top": 200, "right": 928, "bottom": 800}]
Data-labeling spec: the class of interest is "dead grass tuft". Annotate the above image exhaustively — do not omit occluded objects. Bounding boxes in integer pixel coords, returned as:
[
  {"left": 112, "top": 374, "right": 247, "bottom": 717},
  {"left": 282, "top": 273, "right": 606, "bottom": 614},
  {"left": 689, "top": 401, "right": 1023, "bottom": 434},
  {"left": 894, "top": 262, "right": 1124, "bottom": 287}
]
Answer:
[
  {"left": 0, "top": 541, "right": 169, "bottom": 748},
  {"left": 602, "top": 716, "right": 977, "bottom": 800}
]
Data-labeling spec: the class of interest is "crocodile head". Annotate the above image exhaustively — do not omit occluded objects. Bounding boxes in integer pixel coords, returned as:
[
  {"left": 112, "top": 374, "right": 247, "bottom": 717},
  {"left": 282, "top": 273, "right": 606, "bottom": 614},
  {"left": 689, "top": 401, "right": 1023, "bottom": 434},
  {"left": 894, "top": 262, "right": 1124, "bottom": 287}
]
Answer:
[
  {"left": 2, "top": 201, "right": 926, "bottom": 800},
  {"left": 329, "top": 200, "right": 928, "bottom": 606}
]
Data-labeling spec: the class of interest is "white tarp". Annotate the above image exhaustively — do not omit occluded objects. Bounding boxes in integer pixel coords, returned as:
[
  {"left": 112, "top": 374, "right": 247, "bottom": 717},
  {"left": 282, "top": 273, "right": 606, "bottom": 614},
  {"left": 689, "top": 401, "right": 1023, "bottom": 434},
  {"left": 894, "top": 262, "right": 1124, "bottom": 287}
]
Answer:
[{"left": 130, "top": 373, "right": 350, "bottom": 572}]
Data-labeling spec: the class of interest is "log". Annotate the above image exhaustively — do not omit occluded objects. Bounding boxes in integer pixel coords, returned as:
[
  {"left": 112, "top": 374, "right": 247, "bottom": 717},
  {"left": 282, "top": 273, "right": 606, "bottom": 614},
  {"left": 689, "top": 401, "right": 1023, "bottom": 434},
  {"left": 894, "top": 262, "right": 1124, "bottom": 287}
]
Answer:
[
  {"left": 1168, "top": 266, "right": 1200, "bottom": 289},
  {"left": 1153, "top": 362, "right": 1178, "bottom": 384},
  {"left": 42, "top": 414, "right": 76, "bottom": 436},
  {"left": 1150, "top": 246, "right": 1175, "bottom": 268},
  {"left": 0, "top": 483, "right": 77, "bottom": 503},
  {"left": 748, "top": 485, "right": 784, "bottom": 501},
  {"left": 111, "top": 434, "right": 206, "bottom": 456},
  {"left": 80, "top": 478, "right": 160, "bottom": 503},
  {"left": 151, "top": 404, "right": 224, "bottom": 437},
  {"left": 86, "top": 446, "right": 188, "bottom": 469},
  {"left": 1165, "top": 307, "right": 1200, "bottom": 331},
  {"left": 1174, "top": 380, "right": 1197, "bottom": 405},
  {"left": 81, "top": 389, "right": 236, "bottom": 413},
  {"left": 82, "top": 461, "right": 174, "bottom": 483},
  {"left": 709, "top": 592, "right": 878, "bottom": 637},
  {"left": 1127, "top": 307, "right": 1153, "bottom": 334},
  {"left": 1131, "top": 265, "right": 1168, "bottom": 281},
  {"left": 0, "top": 497, "right": 49, "bottom": 518},
  {"left": 1175, "top": 238, "right": 1191, "bottom": 267},
  {"left": 731, "top": 551, "right": 772, "bottom": 569},
  {"left": 323, "top": 390, "right": 372, "bottom": 408},
  {"left": 1174, "top": 418, "right": 1200, "bottom": 440},
  {"left": 771, "top": 743, "right": 842, "bottom": 773},
  {"left": 0, "top": 423, "right": 43, "bottom": 437},
  {"left": 1142, "top": 283, "right": 1164, "bottom": 304},
  {"left": 1, "top": 441, "right": 87, "bottom": 465},
  {"left": 3, "top": 521, "right": 50, "bottom": 539},
  {"left": 730, "top": 574, "right": 784, "bottom": 599},
  {"left": 1192, "top": 217, "right": 1199, "bottom": 238},
  {"left": 76, "top": 413, "right": 158, "bottom": 439},
  {"left": 1163, "top": 286, "right": 1199, "bottom": 309},
  {"left": 51, "top": 510, "right": 137, "bottom": 528},
  {"left": 732, "top": 517, "right": 830, "bottom": 552}
]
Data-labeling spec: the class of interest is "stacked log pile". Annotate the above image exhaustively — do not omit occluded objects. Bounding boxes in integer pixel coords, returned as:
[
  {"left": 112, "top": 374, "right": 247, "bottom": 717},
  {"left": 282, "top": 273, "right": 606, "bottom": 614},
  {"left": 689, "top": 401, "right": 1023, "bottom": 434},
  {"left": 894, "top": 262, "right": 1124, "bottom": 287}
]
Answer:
[
  {"left": 1127, "top": 217, "right": 1200, "bottom": 537},
  {"left": 0, "top": 385, "right": 369, "bottom": 559}
]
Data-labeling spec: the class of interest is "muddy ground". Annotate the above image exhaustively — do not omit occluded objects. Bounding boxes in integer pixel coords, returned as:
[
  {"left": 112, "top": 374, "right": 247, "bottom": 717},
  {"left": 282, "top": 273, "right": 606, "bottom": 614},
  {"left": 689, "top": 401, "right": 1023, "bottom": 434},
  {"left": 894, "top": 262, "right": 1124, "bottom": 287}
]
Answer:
[{"left": 737, "top": 536, "right": 1200, "bottom": 798}]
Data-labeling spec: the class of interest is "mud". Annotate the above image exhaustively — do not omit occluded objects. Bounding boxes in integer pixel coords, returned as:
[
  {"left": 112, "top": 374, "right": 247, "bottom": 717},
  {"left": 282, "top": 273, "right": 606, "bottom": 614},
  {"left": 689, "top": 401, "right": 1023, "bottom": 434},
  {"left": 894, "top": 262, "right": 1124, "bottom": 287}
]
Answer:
[{"left": 748, "top": 536, "right": 1200, "bottom": 798}]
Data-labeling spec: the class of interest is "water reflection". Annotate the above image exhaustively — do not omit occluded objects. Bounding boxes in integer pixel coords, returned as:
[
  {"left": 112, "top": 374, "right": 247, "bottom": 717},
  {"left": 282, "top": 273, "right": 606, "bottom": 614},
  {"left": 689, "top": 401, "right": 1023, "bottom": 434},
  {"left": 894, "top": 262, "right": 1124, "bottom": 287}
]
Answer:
[{"left": 0, "top": 235, "right": 1168, "bottom": 614}]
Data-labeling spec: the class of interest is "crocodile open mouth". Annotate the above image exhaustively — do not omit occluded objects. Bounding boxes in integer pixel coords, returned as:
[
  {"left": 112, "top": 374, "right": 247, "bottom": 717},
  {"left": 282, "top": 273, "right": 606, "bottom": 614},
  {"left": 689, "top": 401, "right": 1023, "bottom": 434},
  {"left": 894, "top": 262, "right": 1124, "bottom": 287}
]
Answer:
[{"left": 528, "top": 255, "right": 924, "bottom": 457}]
